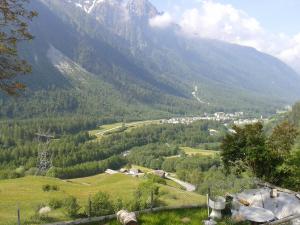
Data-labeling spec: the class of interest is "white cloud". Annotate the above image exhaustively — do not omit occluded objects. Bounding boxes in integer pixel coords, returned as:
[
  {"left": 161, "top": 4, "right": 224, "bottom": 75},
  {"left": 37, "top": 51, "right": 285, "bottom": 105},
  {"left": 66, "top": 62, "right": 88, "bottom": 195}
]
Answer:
[
  {"left": 171, "top": 0, "right": 300, "bottom": 73},
  {"left": 278, "top": 33, "right": 300, "bottom": 72},
  {"left": 149, "top": 12, "right": 173, "bottom": 29},
  {"left": 179, "top": 1, "right": 265, "bottom": 50}
]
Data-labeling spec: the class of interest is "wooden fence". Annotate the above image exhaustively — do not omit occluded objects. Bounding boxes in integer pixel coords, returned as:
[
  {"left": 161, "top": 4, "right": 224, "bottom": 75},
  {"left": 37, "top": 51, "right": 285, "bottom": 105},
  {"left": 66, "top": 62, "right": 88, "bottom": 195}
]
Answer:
[{"left": 44, "top": 204, "right": 204, "bottom": 225}]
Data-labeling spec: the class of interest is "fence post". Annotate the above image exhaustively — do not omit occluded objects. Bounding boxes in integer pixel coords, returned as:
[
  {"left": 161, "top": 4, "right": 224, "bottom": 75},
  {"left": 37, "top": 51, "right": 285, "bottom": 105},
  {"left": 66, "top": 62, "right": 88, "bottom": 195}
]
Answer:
[
  {"left": 207, "top": 194, "right": 210, "bottom": 218},
  {"left": 150, "top": 191, "right": 154, "bottom": 212},
  {"left": 207, "top": 187, "right": 211, "bottom": 219},
  {"left": 17, "top": 204, "right": 21, "bottom": 225},
  {"left": 88, "top": 195, "right": 92, "bottom": 219}
]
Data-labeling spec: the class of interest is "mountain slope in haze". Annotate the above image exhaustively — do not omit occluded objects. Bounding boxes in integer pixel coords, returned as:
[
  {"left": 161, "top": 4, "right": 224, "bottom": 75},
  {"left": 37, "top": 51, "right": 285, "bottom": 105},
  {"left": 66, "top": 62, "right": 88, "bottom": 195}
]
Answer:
[{"left": 0, "top": 0, "right": 299, "bottom": 119}]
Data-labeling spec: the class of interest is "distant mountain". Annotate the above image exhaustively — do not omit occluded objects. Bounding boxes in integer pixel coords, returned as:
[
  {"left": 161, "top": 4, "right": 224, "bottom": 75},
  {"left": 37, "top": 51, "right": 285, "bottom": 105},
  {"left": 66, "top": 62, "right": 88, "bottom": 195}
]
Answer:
[{"left": 0, "top": 0, "right": 299, "bottom": 119}]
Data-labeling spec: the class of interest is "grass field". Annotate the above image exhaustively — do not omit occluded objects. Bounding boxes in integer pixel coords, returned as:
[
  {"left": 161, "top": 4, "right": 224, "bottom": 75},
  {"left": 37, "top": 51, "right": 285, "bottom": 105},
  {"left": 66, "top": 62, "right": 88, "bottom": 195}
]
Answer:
[
  {"left": 181, "top": 147, "right": 219, "bottom": 157},
  {"left": 95, "top": 208, "right": 235, "bottom": 225},
  {"left": 89, "top": 120, "right": 160, "bottom": 139},
  {"left": 0, "top": 173, "right": 204, "bottom": 225}
]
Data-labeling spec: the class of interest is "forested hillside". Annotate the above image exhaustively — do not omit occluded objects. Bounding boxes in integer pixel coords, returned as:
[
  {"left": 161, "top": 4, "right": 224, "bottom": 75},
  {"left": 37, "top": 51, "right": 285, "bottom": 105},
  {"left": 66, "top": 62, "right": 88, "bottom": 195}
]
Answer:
[
  {"left": 0, "top": 0, "right": 299, "bottom": 119},
  {"left": 0, "top": 119, "right": 223, "bottom": 179}
]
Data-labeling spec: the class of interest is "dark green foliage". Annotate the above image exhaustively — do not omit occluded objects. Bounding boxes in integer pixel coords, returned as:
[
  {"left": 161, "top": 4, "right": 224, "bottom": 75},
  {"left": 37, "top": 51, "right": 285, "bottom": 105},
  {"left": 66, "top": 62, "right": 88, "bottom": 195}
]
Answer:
[
  {"left": 63, "top": 196, "right": 80, "bottom": 218},
  {"left": 49, "top": 198, "right": 63, "bottom": 209},
  {"left": 267, "top": 121, "right": 298, "bottom": 159},
  {"left": 0, "top": 169, "right": 19, "bottom": 179},
  {"left": 0, "top": 117, "right": 223, "bottom": 180},
  {"left": 221, "top": 123, "right": 271, "bottom": 177},
  {"left": 278, "top": 150, "right": 300, "bottom": 190},
  {"left": 88, "top": 192, "right": 114, "bottom": 217},
  {"left": 113, "top": 198, "right": 124, "bottom": 213},
  {"left": 128, "top": 144, "right": 181, "bottom": 170},
  {"left": 42, "top": 184, "right": 59, "bottom": 192},
  {"left": 134, "top": 180, "right": 160, "bottom": 210},
  {"left": 289, "top": 102, "right": 300, "bottom": 126},
  {"left": 0, "top": 117, "right": 128, "bottom": 179},
  {"left": 48, "top": 156, "right": 127, "bottom": 179},
  {"left": 146, "top": 174, "right": 167, "bottom": 185},
  {"left": 119, "top": 121, "right": 225, "bottom": 148},
  {"left": 197, "top": 166, "right": 256, "bottom": 196},
  {"left": 221, "top": 121, "right": 299, "bottom": 191}
]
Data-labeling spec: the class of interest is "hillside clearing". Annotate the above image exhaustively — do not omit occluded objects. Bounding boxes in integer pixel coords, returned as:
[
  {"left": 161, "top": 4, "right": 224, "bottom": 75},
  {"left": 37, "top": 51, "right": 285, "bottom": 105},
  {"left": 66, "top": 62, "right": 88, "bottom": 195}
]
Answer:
[
  {"left": 181, "top": 147, "right": 219, "bottom": 156},
  {"left": 89, "top": 120, "right": 160, "bottom": 139},
  {"left": 0, "top": 174, "right": 204, "bottom": 225}
]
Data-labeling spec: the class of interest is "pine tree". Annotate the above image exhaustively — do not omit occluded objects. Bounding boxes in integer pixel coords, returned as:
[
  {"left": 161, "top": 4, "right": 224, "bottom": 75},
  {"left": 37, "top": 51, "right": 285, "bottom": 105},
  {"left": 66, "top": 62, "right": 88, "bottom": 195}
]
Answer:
[{"left": 0, "top": 0, "right": 37, "bottom": 95}]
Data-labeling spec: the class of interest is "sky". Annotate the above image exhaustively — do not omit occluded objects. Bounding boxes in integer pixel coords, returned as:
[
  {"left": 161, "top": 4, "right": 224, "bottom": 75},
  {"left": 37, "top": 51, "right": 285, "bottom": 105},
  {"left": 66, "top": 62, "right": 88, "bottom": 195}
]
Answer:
[{"left": 149, "top": 0, "right": 300, "bottom": 73}]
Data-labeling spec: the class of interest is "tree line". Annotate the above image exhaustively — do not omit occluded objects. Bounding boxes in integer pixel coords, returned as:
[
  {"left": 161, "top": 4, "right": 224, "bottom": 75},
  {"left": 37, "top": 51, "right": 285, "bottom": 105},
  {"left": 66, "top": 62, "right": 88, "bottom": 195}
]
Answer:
[{"left": 0, "top": 119, "right": 223, "bottom": 179}]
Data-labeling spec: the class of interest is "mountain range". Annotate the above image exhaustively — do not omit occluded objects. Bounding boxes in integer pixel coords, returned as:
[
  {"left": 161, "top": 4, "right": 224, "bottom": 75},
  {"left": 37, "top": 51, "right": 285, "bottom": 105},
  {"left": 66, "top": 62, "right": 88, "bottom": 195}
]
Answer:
[{"left": 1, "top": 0, "right": 300, "bottom": 119}]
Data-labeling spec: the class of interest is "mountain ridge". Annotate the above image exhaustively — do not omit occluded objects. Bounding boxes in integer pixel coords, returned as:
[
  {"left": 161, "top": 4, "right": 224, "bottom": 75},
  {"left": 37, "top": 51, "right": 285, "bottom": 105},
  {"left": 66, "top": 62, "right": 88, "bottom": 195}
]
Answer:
[{"left": 0, "top": 0, "right": 299, "bottom": 119}]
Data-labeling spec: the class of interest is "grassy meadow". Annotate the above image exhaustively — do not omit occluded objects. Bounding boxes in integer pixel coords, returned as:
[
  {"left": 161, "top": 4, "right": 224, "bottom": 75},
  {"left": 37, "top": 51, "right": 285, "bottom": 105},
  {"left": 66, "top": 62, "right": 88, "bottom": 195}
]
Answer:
[
  {"left": 181, "top": 147, "right": 219, "bottom": 156},
  {"left": 95, "top": 208, "right": 238, "bottom": 225},
  {"left": 0, "top": 173, "right": 204, "bottom": 225},
  {"left": 89, "top": 120, "right": 160, "bottom": 139}
]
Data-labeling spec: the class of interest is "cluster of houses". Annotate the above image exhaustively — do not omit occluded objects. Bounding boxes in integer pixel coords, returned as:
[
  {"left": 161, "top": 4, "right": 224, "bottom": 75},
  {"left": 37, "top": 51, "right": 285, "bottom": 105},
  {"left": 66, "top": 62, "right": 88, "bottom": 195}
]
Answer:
[
  {"left": 161, "top": 112, "right": 266, "bottom": 126},
  {"left": 233, "top": 118, "right": 268, "bottom": 125},
  {"left": 105, "top": 168, "right": 166, "bottom": 178}
]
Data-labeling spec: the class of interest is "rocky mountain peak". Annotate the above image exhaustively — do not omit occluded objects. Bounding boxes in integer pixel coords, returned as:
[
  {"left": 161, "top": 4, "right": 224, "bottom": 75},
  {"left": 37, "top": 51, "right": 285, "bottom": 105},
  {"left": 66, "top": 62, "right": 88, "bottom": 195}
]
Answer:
[
  {"left": 68, "top": 0, "right": 158, "bottom": 17},
  {"left": 126, "top": 0, "right": 158, "bottom": 18}
]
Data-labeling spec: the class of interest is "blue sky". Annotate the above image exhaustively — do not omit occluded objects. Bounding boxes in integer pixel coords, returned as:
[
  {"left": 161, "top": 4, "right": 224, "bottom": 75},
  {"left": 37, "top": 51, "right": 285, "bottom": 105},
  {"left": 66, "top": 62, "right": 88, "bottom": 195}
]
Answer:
[
  {"left": 151, "top": 0, "right": 300, "bottom": 36},
  {"left": 149, "top": 0, "right": 300, "bottom": 72}
]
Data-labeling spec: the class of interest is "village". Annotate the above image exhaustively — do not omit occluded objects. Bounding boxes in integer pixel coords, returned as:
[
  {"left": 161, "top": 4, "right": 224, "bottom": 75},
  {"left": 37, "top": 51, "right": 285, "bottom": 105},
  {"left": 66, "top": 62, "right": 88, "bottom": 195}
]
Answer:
[{"left": 161, "top": 111, "right": 268, "bottom": 126}]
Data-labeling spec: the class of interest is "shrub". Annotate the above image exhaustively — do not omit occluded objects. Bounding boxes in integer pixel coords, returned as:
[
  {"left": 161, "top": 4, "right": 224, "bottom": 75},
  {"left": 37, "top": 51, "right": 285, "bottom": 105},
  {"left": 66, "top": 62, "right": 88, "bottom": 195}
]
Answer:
[
  {"left": 113, "top": 198, "right": 124, "bottom": 212},
  {"left": 63, "top": 196, "right": 80, "bottom": 218},
  {"left": 146, "top": 174, "right": 166, "bottom": 185},
  {"left": 0, "top": 170, "right": 19, "bottom": 179},
  {"left": 49, "top": 198, "right": 63, "bottom": 209},
  {"left": 42, "top": 184, "right": 59, "bottom": 192},
  {"left": 89, "top": 192, "right": 114, "bottom": 216},
  {"left": 15, "top": 166, "right": 25, "bottom": 177},
  {"left": 42, "top": 184, "right": 51, "bottom": 192},
  {"left": 25, "top": 167, "right": 38, "bottom": 176},
  {"left": 51, "top": 185, "right": 59, "bottom": 191}
]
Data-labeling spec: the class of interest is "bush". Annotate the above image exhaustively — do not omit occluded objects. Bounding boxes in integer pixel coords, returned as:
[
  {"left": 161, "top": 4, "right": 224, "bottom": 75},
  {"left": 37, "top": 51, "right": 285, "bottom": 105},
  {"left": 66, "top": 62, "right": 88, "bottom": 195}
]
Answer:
[
  {"left": 25, "top": 167, "right": 38, "bottom": 176},
  {"left": 15, "top": 166, "right": 25, "bottom": 177},
  {"left": 0, "top": 169, "right": 19, "bottom": 179},
  {"left": 51, "top": 185, "right": 59, "bottom": 191},
  {"left": 49, "top": 198, "right": 63, "bottom": 209},
  {"left": 132, "top": 180, "right": 161, "bottom": 210},
  {"left": 42, "top": 184, "right": 51, "bottom": 192},
  {"left": 89, "top": 192, "right": 114, "bottom": 216},
  {"left": 63, "top": 196, "right": 80, "bottom": 218},
  {"left": 146, "top": 174, "right": 166, "bottom": 185},
  {"left": 113, "top": 198, "right": 124, "bottom": 212},
  {"left": 42, "top": 184, "right": 60, "bottom": 192}
]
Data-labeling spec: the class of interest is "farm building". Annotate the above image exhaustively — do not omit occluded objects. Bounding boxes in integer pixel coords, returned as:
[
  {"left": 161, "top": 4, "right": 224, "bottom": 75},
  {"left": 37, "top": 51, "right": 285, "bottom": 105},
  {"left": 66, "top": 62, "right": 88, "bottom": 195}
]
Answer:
[{"left": 153, "top": 170, "right": 166, "bottom": 178}]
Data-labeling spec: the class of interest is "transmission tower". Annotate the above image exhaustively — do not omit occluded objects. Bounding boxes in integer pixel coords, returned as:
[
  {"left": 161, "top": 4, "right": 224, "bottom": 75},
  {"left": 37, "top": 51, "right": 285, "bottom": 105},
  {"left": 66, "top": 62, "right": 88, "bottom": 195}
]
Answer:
[{"left": 35, "top": 128, "right": 54, "bottom": 174}]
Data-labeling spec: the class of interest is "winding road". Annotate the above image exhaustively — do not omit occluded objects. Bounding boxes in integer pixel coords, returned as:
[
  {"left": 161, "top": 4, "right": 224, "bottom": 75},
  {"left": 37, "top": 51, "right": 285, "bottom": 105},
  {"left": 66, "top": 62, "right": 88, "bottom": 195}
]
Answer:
[{"left": 166, "top": 174, "right": 196, "bottom": 192}]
